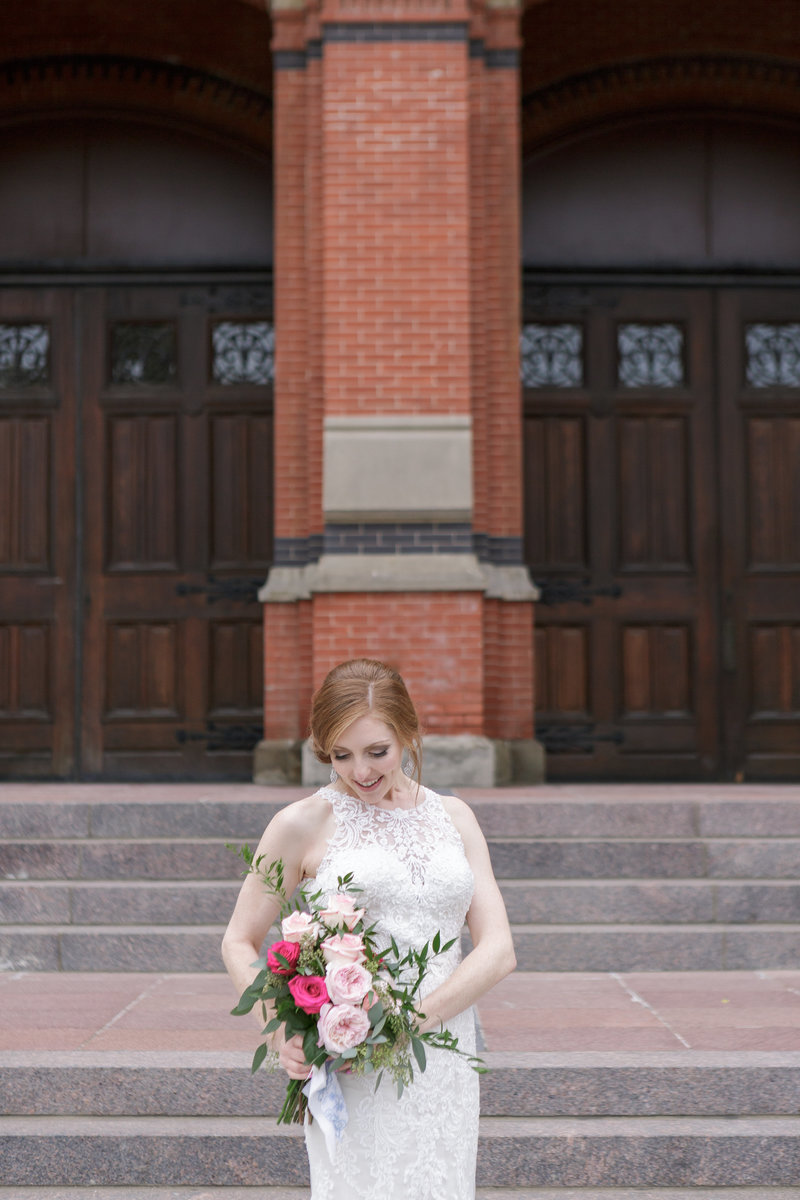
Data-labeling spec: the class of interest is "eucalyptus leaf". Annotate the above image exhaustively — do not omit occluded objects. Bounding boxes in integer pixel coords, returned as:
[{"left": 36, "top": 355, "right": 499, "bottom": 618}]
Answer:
[
  {"left": 230, "top": 995, "right": 256, "bottom": 1016},
  {"left": 251, "top": 1042, "right": 268, "bottom": 1074}
]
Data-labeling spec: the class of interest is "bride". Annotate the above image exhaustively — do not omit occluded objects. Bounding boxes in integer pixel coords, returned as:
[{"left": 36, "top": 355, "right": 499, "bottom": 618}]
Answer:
[{"left": 222, "top": 658, "right": 516, "bottom": 1199}]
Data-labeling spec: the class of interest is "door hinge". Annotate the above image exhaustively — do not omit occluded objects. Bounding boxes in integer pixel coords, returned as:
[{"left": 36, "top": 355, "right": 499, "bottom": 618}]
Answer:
[
  {"left": 176, "top": 722, "right": 262, "bottom": 751},
  {"left": 534, "top": 578, "right": 622, "bottom": 607},
  {"left": 175, "top": 577, "right": 262, "bottom": 604},
  {"left": 536, "top": 723, "right": 625, "bottom": 754}
]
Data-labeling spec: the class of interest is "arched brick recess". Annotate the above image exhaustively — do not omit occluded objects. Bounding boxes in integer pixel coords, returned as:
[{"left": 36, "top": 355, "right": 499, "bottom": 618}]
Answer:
[
  {"left": 519, "top": 2, "right": 800, "bottom": 780},
  {"left": 521, "top": 0, "right": 800, "bottom": 151},
  {"left": 0, "top": 6, "right": 275, "bottom": 780},
  {"left": 0, "top": 55, "right": 272, "bottom": 152},
  {"left": 522, "top": 55, "right": 800, "bottom": 153},
  {"left": 3, "top": 1, "right": 272, "bottom": 90}
]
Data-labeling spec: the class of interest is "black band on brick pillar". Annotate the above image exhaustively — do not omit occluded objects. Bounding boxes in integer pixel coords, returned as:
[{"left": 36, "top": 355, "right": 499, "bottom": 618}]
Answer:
[
  {"left": 324, "top": 523, "right": 474, "bottom": 555},
  {"left": 273, "top": 529, "right": 526, "bottom": 563},
  {"left": 473, "top": 533, "right": 525, "bottom": 565},
  {"left": 485, "top": 47, "right": 520, "bottom": 69},
  {"left": 322, "top": 21, "right": 469, "bottom": 42},
  {"left": 273, "top": 50, "right": 308, "bottom": 69}
]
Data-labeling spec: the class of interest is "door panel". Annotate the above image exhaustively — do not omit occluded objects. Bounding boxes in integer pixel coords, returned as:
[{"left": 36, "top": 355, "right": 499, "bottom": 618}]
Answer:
[
  {"left": 0, "top": 291, "right": 76, "bottom": 776},
  {"left": 0, "top": 281, "right": 271, "bottom": 780},
  {"left": 80, "top": 285, "right": 272, "bottom": 779},
  {"left": 718, "top": 290, "right": 800, "bottom": 779},
  {"left": 524, "top": 286, "right": 720, "bottom": 778}
]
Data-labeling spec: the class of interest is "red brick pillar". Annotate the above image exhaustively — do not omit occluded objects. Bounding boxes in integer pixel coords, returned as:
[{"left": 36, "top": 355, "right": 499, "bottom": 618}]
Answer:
[{"left": 257, "top": 0, "right": 541, "bottom": 786}]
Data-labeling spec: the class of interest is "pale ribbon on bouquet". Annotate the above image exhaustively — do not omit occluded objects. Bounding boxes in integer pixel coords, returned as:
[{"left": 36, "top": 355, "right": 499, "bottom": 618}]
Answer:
[{"left": 303, "top": 1063, "right": 348, "bottom": 1160}]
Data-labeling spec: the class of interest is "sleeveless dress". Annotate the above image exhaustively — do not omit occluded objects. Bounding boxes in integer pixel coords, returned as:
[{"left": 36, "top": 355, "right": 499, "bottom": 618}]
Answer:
[{"left": 303, "top": 784, "right": 479, "bottom": 1200}]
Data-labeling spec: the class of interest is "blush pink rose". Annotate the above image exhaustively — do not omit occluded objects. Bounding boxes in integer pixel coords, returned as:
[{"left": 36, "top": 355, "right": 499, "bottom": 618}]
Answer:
[
  {"left": 321, "top": 932, "right": 366, "bottom": 971},
  {"left": 281, "top": 911, "right": 321, "bottom": 943},
  {"left": 288, "top": 974, "right": 330, "bottom": 1014},
  {"left": 266, "top": 940, "right": 301, "bottom": 977},
  {"left": 319, "top": 893, "right": 366, "bottom": 931},
  {"left": 318, "top": 1002, "right": 371, "bottom": 1054},
  {"left": 326, "top": 961, "right": 372, "bottom": 1006}
]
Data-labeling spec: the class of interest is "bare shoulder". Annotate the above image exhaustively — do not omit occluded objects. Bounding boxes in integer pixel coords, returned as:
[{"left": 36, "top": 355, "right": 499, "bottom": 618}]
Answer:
[
  {"left": 263, "top": 792, "right": 333, "bottom": 849},
  {"left": 255, "top": 790, "right": 335, "bottom": 881},
  {"left": 268, "top": 790, "right": 332, "bottom": 836},
  {"left": 437, "top": 793, "right": 482, "bottom": 841}
]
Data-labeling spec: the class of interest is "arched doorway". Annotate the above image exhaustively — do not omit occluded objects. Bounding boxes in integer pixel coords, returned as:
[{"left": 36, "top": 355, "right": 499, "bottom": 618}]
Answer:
[
  {"left": 523, "top": 114, "right": 800, "bottom": 780},
  {"left": 0, "top": 110, "right": 274, "bottom": 779}
]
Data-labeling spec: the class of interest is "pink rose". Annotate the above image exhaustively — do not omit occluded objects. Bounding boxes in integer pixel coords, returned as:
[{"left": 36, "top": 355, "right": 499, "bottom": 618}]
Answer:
[
  {"left": 281, "top": 911, "right": 321, "bottom": 943},
  {"left": 319, "top": 893, "right": 366, "bottom": 931},
  {"left": 321, "top": 932, "right": 366, "bottom": 971},
  {"left": 288, "top": 974, "right": 330, "bottom": 1014},
  {"left": 318, "top": 1002, "right": 371, "bottom": 1054},
  {"left": 326, "top": 961, "right": 373, "bottom": 1006},
  {"left": 266, "top": 940, "right": 301, "bottom": 977}
]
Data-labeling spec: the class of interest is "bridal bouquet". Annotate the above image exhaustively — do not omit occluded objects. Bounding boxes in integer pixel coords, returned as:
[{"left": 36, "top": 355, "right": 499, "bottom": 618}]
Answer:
[{"left": 230, "top": 850, "right": 485, "bottom": 1132}]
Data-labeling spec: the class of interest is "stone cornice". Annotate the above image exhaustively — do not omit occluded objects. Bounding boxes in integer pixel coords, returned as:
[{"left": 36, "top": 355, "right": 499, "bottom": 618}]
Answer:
[{"left": 260, "top": 556, "right": 539, "bottom": 600}]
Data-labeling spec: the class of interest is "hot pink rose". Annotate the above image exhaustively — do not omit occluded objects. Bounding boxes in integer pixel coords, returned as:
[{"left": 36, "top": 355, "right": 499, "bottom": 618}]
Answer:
[
  {"left": 318, "top": 1002, "right": 371, "bottom": 1054},
  {"left": 266, "top": 940, "right": 301, "bottom": 977},
  {"left": 288, "top": 974, "right": 330, "bottom": 1014},
  {"left": 281, "top": 911, "right": 321, "bottom": 943},
  {"left": 326, "top": 961, "right": 373, "bottom": 1006},
  {"left": 321, "top": 932, "right": 366, "bottom": 971},
  {"left": 319, "top": 893, "right": 366, "bottom": 931}
]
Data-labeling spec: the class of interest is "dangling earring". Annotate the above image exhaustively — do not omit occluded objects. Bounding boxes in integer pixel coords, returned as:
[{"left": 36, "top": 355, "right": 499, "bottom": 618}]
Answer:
[
  {"left": 403, "top": 759, "right": 414, "bottom": 778},
  {"left": 330, "top": 766, "right": 338, "bottom": 783}
]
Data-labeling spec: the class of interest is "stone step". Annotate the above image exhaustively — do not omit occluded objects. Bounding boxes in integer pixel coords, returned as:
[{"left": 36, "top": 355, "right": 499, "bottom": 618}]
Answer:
[
  {"left": 3, "top": 785, "right": 800, "bottom": 840},
  {"left": 4, "top": 878, "right": 800, "bottom": 927},
  {"left": 490, "top": 840, "right": 800, "bottom": 881},
  {"left": 3, "top": 922, "right": 799, "bottom": 972},
  {"left": 3, "top": 1051, "right": 799, "bottom": 1118},
  {"left": 503, "top": 880, "right": 800, "bottom": 923},
  {"left": 0, "top": 1192, "right": 796, "bottom": 1200},
  {"left": 2, "top": 1114, "right": 800, "bottom": 1187},
  {"left": 4, "top": 837, "right": 800, "bottom": 882},
  {"left": 0, "top": 1191, "right": 312, "bottom": 1200},
  {"left": 0, "top": 880, "right": 242, "bottom": 926},
  {"left": 510, "top": 925, "right": 800, "bottom": 971}
]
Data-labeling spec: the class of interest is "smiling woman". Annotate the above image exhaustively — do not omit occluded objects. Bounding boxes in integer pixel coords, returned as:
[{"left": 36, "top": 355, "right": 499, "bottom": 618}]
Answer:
[
  {"left": 221, "top": 657, "right": 516, "bottom": 1199},
  {"left": 310, "top": 659, "right": 424, "bottom": 791},
  {"left": 329, "top": 715, "right": 406, "bottom": 805}
]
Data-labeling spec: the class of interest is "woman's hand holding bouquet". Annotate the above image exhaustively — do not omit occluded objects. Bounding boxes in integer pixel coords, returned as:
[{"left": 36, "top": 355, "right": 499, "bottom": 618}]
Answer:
[{"left": 230, "top": 851, "right": 485, "bottom": 1129}]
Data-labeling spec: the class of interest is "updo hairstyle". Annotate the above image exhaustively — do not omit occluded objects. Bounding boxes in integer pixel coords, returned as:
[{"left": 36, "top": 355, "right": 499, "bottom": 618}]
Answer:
[{"left": 309, "top": 659, "right": 422, "bottom": 784}]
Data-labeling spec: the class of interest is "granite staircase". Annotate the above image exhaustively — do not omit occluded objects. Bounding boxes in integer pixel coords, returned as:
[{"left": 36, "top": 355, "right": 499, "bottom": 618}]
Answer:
[
  {"left": 1, "top": 783, "right": 800, "bottom": 973},
  {"left": 1, "top": 782, "right": 799, "bottom": 1195},
  {"left": 2, "top": 1043, "right": 800, "bottom": 1191}
]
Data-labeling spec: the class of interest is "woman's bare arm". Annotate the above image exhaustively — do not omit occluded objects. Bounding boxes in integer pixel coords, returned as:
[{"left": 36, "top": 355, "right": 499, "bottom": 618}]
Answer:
[{"left": 414, "top": 797, "right": 516, "bottom": 1032}]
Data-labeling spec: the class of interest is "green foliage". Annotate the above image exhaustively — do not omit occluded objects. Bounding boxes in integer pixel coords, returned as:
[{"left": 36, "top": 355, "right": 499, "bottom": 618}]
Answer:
[{"left": 227, "top": 849, "right": 487, "bottom": 1126}]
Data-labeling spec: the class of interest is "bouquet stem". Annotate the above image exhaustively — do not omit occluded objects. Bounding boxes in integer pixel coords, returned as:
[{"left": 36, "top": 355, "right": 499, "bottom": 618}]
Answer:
[{"left": 277, "top": 1077, "right": 308, "bottom": 1126}]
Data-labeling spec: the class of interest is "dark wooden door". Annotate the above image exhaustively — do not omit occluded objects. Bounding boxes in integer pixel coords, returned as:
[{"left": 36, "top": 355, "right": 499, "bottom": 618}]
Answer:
[
  {"left": 718, "top": 290, "right": 800, "bottom": 779},
  {"left": 524, "top": 284, "right": 721, "bottom": 778},
  {"left": 0, "top": 290, "right": 77, "bottom": 776},
  {"left": 0, "top": 281, "right": 272, "bottom": 779}
]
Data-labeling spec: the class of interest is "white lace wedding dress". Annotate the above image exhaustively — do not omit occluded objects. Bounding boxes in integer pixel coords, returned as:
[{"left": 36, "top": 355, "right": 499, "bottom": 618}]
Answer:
[{"left": 303, "top": 784, "right": 479, "bottom": 1200}]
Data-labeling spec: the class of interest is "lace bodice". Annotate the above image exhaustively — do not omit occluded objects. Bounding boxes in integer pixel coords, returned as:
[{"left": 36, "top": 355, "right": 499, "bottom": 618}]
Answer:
[
  {"left": 302, "top": 785, "right": 480, "bottom": 1200},
  {"left": 307, "top": 785, "right": 475, "bottom": 993}
]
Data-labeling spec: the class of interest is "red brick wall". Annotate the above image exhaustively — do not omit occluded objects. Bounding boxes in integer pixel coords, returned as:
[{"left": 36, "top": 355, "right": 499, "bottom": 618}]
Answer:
[
  {"left": 273, "top": 52, "right": 315, "bottom": 543},
  {"left": 265, "top": 0, "right": 534, "bottom": 755},
  {"left": 312, "top": 593, "right": 485, "bottom": 735},
  {"left": 321, "top": 38, "right": 472, "bottom": 417},
  {"left": 264, "top": 600, "right": 313, "bottom": 740},
  {"left": 484, "top": 24, "right": 523, "bottom": 540},
  {"left": 483, "top": 598, "right": 535, "bottom": 740}
]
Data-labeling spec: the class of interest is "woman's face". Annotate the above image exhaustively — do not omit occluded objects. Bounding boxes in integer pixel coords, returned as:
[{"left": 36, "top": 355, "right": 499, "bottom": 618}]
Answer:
[{"left": 330, "top": 714, "right": 405, "bottom": 806}]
